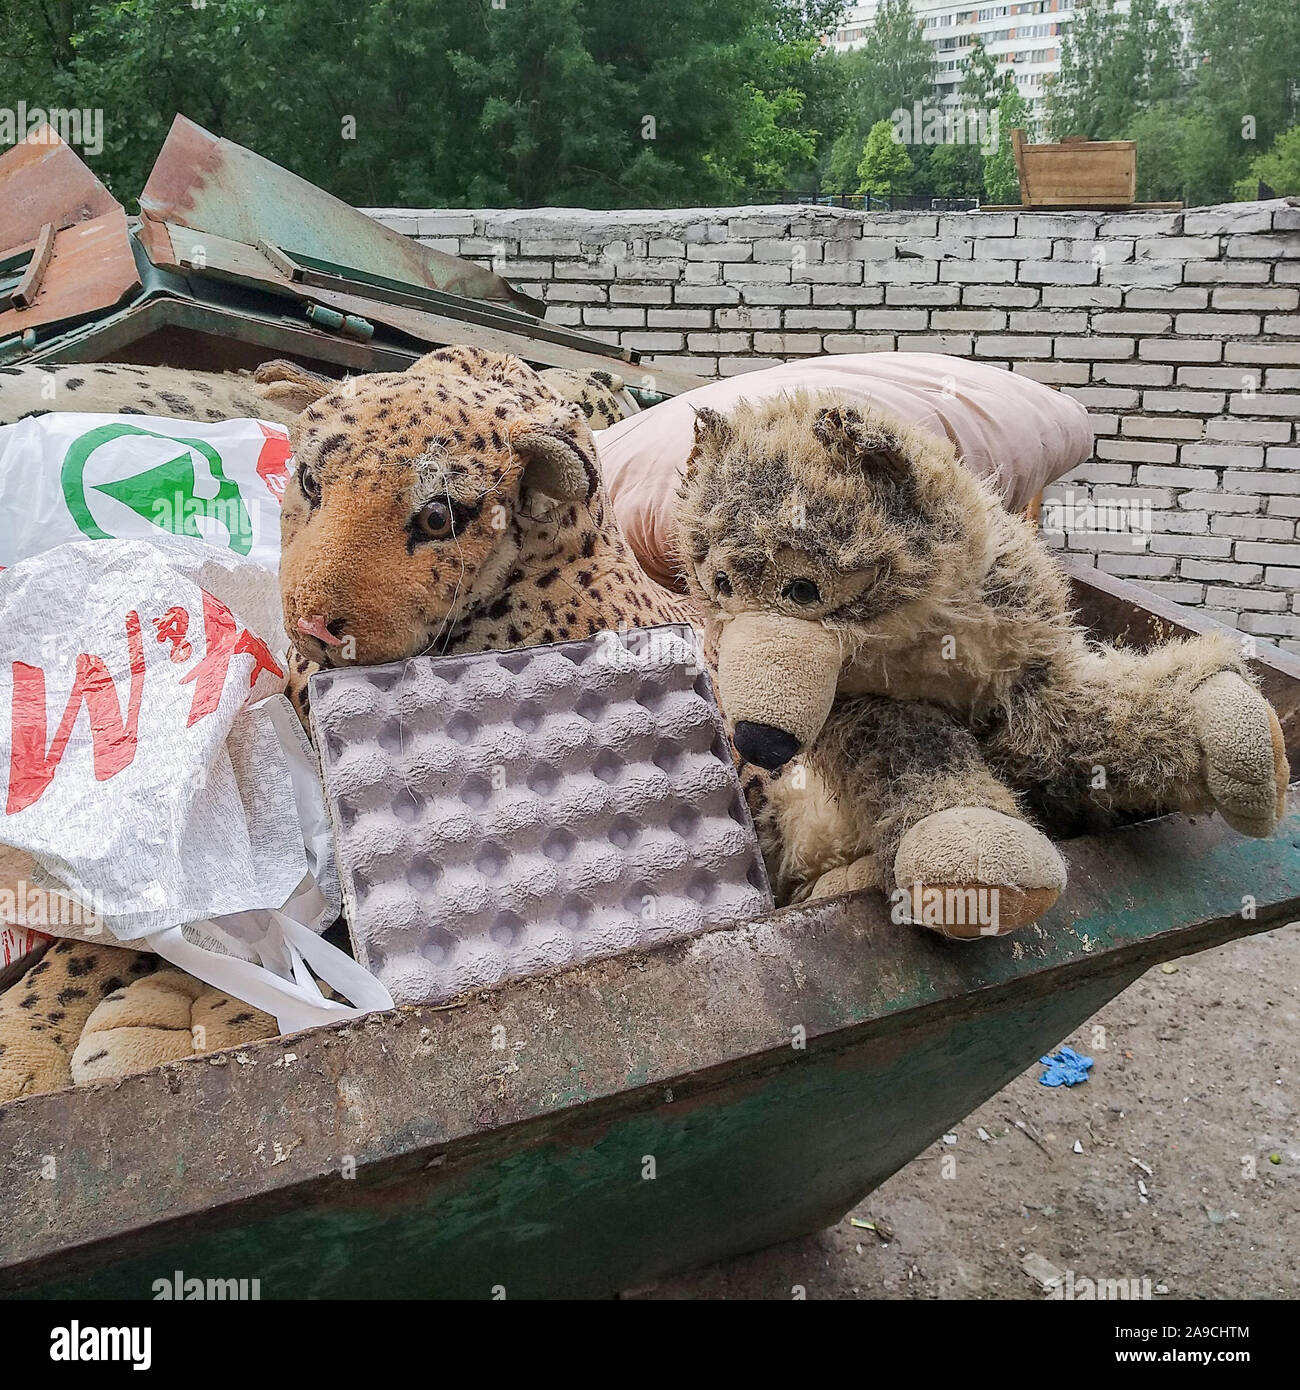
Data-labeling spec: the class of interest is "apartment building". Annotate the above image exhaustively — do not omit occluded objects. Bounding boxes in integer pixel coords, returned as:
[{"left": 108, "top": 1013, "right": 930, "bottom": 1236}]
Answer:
[{"left": 828, "top": 0, "right": 1084, "bottom": 121}]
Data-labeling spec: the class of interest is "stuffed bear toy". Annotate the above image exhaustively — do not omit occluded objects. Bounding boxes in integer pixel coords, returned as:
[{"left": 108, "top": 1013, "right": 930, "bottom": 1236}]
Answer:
[{"left": 675, "top": 392, "right": 1291, "bottom": 935}]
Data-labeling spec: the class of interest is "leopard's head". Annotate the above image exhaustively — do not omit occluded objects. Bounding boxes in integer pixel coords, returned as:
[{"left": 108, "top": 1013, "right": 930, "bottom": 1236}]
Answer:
[{"left": 280, "top": 347, "right": 600, "bottom": 668}]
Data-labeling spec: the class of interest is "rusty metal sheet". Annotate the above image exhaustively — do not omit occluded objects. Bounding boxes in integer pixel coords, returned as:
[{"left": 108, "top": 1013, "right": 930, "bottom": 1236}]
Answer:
[
  {"left": 0, "top": 208, "right": 139, "bottom": 337},
  {"left": 10, "top": 222, "right": 54, "bottom": 308},
  {"left": 140, "top": 216, "right": 287, "bottom": 291},
  {"left": 140, "top": 114, "right": 542, "bottom": 316},
  {"left": 301, "top": 281, "right": 706, "bottom": 392},
  {"left": 0, "top": 127, "right": 120, "bottom": 249},
  {"left": 21, "top": 294, "right": 421, "bottom": 374}
]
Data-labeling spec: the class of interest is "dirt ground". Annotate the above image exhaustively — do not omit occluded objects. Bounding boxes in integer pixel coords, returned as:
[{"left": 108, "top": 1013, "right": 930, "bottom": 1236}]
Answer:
[{"left": 640, "top": 921, "right": 1299, "bottom": 1300}]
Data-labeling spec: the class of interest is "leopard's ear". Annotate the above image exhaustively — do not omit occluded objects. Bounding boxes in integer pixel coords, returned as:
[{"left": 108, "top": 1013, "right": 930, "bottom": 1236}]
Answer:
[
  {"left": 508, "top": 420, "right": 599, "bottom": 504},
  {"left": 813, "top": 404, "right": 911, "bottom": 485}
]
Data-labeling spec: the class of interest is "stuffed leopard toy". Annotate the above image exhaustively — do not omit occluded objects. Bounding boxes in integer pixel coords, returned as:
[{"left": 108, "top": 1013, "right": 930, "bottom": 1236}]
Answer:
[
  {"left": 0, "top": 363, "right": 303, "bottom": 426},
  {"left": 0, "top": 349, "right": 667, "bottom": 1100},
  {"left": 276, "top": 346, "right": 676, "bottom": 722}
]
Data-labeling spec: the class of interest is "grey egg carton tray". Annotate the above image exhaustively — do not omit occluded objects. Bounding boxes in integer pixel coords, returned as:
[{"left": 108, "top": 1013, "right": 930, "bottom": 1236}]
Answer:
[{"left": 309, "top": 624, "right": 773, "bottom": 1006}]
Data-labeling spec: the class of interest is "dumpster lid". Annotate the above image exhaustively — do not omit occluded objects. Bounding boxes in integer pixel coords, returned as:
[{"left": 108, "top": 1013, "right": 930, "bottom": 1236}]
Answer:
[
  {"left": 140, "top": 115, "right": 543, "bottom": 318},
  {"left": 0, "top": 116, "right": 705, "bottom": 398}
]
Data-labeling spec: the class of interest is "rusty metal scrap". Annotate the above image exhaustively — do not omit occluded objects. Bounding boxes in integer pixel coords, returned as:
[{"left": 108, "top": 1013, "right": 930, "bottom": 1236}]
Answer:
[
  {"left": 0, "top": 113, "right": 703, "bottom": 398},
  {"left": 140, "top": 114, "right": 542, "bottom": 317},
  {"left": 0, "top": 209, "right": 139, "bottom": 340},
  {"left": 0, "top": 128, "right": 120, "bottom": 251}
]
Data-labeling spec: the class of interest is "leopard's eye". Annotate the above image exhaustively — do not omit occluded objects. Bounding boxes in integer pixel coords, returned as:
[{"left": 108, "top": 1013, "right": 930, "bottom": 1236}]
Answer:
[
  {"left": 298, "top": 463, "right": 321, "bottom": 506},
  {"left": 714, "top": 571, "right": 733, "bottom": 597},
  {"left": 414, "top": 499, "right": 455, "bottom": 540},
  {"left": 784, "top": 578, "right": 821, "bottom": 606}
]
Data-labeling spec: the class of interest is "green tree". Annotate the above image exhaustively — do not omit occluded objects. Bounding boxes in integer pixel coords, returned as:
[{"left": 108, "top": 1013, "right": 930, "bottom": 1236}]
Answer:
[
  {"left": 821, "top": 0, "right": 933, "bottom": 192},
  {"left": 928, "top": 37, "right": 1004, "bottom": 199},
  {"left": 856, "top": 117, "right": 913, "bottom": 195},
  {"left": 1189, "top": 0, "right": 1300, "bottom": 154},
  {"left": 1041, "top": 0, "right": 1300, "bottom": 206},
  {"left": 1235, "top": 124, "right": 1300, "bottom": 198},
  {"left": 1, "top": 0, "right": 845, "bottom": 208},
  {"left": 983, "top": 82, "right": 1032, "bottom": 205},
  {"left": 922, "top": 142, "right": 976, "bottom": 197},
  {"left": 959, "top": 38, "right": 1003, "bottom": 115},
  {"left": 1182, "top": 0, "right": 1300, "bottom": 202},
  {"left": 705, "top": 85, "right": 820, "bottom": 192},
  {"left": 1048, "top": 0, "right": 1183, "bottom": 141},
  {"left": 1126, "top": 102, "right": 1194, "bottom": 203}
]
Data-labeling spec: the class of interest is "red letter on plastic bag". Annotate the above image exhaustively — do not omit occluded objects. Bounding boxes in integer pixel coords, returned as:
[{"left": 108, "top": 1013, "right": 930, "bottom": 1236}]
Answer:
[
  {"left": 7, "top": 611, "right": 146, "bottom": 814},
  {"left": 179, "top": 589, "right": 283, "bottom": 727}
]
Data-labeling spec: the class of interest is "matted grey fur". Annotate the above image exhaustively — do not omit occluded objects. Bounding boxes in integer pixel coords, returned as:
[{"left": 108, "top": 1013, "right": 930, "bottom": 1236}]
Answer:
[{"left": 676, "top": 390, "right": 1290, "bottom": 927}]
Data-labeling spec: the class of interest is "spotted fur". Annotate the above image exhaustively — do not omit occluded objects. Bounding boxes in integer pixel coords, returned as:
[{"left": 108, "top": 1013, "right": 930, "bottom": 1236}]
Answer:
[
  {"left": 0, "top": 363, "right": 302, "bottom": 426},
  {"left": 281, "top": 345, "right": 686, "bottom": 724}
]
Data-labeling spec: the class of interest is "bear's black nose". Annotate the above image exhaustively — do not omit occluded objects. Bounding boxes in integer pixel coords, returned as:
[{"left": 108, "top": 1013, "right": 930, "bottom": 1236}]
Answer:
[{"left": 733, "top": 721, "right": 801, "bottom": 770}]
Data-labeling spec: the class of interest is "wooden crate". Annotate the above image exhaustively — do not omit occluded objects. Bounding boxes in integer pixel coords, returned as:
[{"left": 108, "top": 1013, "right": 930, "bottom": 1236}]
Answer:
[
  {"left": 0, "top": 568, "right": 1296, "bottom": 1299},
  {"left": 1012, "top": 129, "right": 1137, "bottom": 208}
]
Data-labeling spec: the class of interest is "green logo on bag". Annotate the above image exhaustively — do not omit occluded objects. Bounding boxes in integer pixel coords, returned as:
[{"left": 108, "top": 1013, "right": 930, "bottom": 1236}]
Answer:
[{"left": 61, "top": 423, "right": 253, "bottom": 555}]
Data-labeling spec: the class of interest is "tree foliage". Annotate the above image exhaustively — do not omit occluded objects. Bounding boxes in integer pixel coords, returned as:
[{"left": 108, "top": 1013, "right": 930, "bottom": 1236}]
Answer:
[
  {"left": 1046, "top": 0, "right": 1300, "bottom": 204},
  {"left": 856, "top": 117, "right": 913, "bottom": 195},
  {"left": 1048, "top": 0, "right": 1183, "bottom": 141},
  {"left": 821, "top": 0, "right": 932, "bottom": 193},
  {"left": 959, "top": 38, "right": 1003, "bottom": 116},
  {"left": 1235, "top": 124, "right": 1300, "bottom": 199},
  {"left": 1, "top": 0, "right": 1294, "bottom": 209},
  {"left": 1, "top": 0, "right": 841, "bottom": 206},
  {"left": 982, "top": 82, "right": 1031, "bottom": 205}
]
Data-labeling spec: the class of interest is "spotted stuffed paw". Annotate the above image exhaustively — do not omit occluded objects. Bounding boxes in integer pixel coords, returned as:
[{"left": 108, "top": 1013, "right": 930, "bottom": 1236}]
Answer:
[
  {"left": 1190, "top": 672, "right": 1289, "bottom": 838},
  {"left": 71, "top": 970, "right": 277, "bottom": 1084},
  {"left": 0, "top": 993, "right": 73, "bottom": 1101},
  {"left": 0, "top": 939, "right": 158, "bottom": 1101}
]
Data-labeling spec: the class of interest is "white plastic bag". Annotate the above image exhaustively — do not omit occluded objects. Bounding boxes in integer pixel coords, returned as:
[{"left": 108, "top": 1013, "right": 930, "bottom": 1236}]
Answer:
[
  {"left": 0, "top": 533, "right": 391, "bottom": 1030},
  {"left": 0, "top": 411, "right": 290, "bottom": 573}
]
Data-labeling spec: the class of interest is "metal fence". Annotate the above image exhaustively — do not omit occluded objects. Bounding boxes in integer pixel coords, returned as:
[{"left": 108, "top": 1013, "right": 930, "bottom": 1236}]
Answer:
[{"left": 760, "top": 190, "right": 980, "bottom": 212}]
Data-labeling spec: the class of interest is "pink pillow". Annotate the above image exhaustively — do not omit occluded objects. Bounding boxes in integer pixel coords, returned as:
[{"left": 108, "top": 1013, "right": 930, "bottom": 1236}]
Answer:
[{"left": 597, "top": 353, "right": 1093, "bottom": 591}]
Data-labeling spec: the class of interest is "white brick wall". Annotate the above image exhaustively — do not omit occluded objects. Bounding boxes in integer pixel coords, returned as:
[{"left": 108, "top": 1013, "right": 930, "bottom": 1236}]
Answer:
[{"left": 370, "top": 200, "right": 1300, "bottom": 655}]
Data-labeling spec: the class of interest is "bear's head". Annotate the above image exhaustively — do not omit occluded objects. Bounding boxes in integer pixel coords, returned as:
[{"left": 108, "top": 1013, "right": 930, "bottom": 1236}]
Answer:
[{"left": 674, "top": 391, "right": 983, "bottom": 770}]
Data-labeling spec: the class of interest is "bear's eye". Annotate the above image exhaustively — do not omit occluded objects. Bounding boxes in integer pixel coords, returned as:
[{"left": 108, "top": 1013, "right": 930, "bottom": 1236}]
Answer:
[
  {"left": 784, "top": 578, "right": 821, "bottom": 605},
  {"left": 413, "top": 499, "right": 456, "bottom": 540},
  {"left": 298, "top": 463, "right": 321, "bottom": 506},
  {"left": 714, "top": 571, "right": 733, "bottom": 597}
]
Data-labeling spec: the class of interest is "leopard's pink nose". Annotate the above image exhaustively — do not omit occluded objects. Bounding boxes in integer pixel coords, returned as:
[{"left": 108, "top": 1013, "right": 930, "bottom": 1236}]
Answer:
[{"left": 297, "top": 614, "right": 345, "bottom": 647}]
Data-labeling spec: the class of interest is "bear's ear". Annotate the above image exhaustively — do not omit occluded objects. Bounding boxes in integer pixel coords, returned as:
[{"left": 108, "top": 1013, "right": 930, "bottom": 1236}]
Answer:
[
  {"left": 684, "top": 405, "right": 734, "bottom": 484},
  {"left": 813, "top": 404, "right": 912, "bottom": 486},
  {"left": 691, "top": 405, "right": 734, "bottom": 452}
]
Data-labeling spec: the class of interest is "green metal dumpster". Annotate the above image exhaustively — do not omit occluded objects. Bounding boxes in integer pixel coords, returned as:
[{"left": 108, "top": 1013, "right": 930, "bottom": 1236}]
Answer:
[{"left": 0, "top": 568, "right": 1296, "bottom": 1299}]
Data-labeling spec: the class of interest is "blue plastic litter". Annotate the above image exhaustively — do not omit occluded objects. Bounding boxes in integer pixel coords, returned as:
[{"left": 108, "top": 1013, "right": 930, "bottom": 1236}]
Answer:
[{"left": 1038, "top": 1047, "right": 1094, "bottom": 1087}]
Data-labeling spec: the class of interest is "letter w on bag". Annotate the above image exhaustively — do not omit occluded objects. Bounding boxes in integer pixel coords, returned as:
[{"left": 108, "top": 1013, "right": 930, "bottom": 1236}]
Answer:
[
  {"left": 6, "top": 589, "right": 283, "bottom": 814},
  {"left": 8, "top": 611, "right": 146, "bottom": 814}
]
